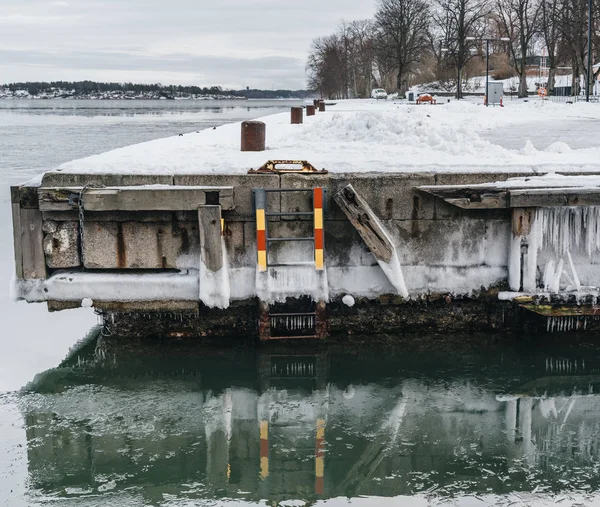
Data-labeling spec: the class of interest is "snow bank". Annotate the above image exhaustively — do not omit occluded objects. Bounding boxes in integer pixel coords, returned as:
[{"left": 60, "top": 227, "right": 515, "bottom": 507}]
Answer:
[{"left": 51, "top": 99, "right": 600, "bottom": 176}]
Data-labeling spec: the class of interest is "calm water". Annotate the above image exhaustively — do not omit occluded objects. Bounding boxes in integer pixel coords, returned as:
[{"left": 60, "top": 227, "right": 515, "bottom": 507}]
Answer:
[{"left": 2, "top": 100, "right": 600, "bottom": 506}]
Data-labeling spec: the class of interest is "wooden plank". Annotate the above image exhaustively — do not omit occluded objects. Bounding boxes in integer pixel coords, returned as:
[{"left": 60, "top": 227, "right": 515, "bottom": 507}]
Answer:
[
  {"left": 39, "top": 186, "right": 234, "bottom": 211},
  {"left": 38, "top": 187, "right": 82, "bottom": 211},
  {"left": 198, "top": 205, "right": 223, "bottom": 273},
  {"left": 20, "top": 208, "right": 46, "bottom": 279},
  {"left": 82, "top": 186, "right": 234, "bottom": 211},
  {"left": 11, "top": 203, "right": 23, "bottom": 279},
  {"left": 418, "top": 185, "right": 508, "bottom": 209},
  {"left": 509, "top": 188, "right": 600, "bottom": 207},
  {"left": 334, "top": 184, "right": 393, "bottom": 263}
]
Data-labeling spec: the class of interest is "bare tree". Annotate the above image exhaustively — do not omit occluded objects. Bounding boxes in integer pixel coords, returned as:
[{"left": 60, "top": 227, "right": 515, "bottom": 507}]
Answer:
[
  {"left": 496, "top": 0, "right": 540, "bottom": 98},
  {"left": 557, "top": 0, "right": 590, "bottom": 96},
  {"left": 540, "top": 0, "right": 561, "bottom": 94},
  {"left": 433, "top": 0, "right": 490, "bottom": 98},
  {"left": 375, "top": 0, "right": 431, "bottom": 97},
  {"left": 348, "top": 20, "right": 378, "bottom": 97},
  {"left": 306, "top": 35, "right": 346, "bottom": 99}
]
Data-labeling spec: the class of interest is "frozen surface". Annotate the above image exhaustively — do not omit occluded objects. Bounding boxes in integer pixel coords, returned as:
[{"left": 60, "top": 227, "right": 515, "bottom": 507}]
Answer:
[{"left": 52, "top": 99, "right": 600, "bottom": 177}]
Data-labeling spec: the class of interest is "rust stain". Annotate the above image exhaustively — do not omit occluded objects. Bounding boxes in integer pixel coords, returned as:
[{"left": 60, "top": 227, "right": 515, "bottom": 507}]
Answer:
[
  {"left": 116, "top": 223, "right": 126, "bottom": 268},
  {"left": 411, "top": 195, "right": 420, "bottom": 237},
  {"left": 180, "top": 227, "right": 189, "bottom": 253}
]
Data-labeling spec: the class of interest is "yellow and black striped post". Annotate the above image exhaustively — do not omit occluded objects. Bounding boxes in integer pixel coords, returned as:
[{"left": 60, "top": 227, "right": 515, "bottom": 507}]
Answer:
[
  {"left": 313, "top": 188, "right": 324, "bottom": 270},
  {"left": 315, "top": 418, "right": 326, "bottom": 494},
  {"left": 255, "top": 189, "right": 267, "bottom": 272},
  {"left": 259, "top": 420, "right": 269, "bottom": 479}
]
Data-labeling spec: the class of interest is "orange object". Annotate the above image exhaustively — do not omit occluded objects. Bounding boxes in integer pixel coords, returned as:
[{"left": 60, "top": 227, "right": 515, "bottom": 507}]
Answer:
[
  {"left": 416, "top": 94, "right": 436, "bottom": 105},
  {"left": 538, "top": 87, "right": 547, "bottom": 97}
]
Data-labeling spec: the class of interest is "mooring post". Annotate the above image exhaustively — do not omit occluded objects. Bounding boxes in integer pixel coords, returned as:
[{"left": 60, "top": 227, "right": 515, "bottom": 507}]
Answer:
[
  {"left": 198, "top": 205, "right": 230, "bottom": 308},
  {"left": 509, "top": 208, "right": 539, "bottom": 292},
  {"left": 306, "top": 104, "right": 316, "bottom": 116},
  {"left": 241, "top": 121, "right": 266, "bottom": 151},
  {"left": 291, "top": 106, "right": 303, "bottom": 124}
]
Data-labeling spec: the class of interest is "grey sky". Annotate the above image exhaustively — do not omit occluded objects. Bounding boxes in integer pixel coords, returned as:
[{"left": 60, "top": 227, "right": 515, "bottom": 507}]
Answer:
[{"left": 0, "top": 0, "right": 375, "bottom": 89}]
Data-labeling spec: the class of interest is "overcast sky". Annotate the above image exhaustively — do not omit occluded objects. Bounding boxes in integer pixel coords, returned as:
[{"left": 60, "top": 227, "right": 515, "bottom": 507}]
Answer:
[{"left": 0, "top": 0, "right": 375, "bottom": 89}]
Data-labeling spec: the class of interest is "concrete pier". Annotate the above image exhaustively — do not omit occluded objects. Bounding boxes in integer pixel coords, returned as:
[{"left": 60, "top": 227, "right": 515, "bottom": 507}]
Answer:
[{"left": 11, "top": 166, "right": 600, "bottom": 338}]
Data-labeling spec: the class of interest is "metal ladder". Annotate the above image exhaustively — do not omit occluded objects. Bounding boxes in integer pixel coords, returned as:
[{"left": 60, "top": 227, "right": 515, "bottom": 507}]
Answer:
[{"left": 253, "top": 187, "right": 327, "bottom": 340}]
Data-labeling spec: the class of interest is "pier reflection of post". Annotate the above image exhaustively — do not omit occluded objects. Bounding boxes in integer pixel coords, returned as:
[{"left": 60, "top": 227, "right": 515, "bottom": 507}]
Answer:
[
  {"left": 204, "top": 391, "right": 232, "bottom": 489},
  {"left": 518, "top": 397, "right": 534, "bottom": 460},
  {"left": 505, "top": 398, "right": 518, "bottom": 442},
  {"left": 315, "top": 418, "right": 326, "bottom": 495}
]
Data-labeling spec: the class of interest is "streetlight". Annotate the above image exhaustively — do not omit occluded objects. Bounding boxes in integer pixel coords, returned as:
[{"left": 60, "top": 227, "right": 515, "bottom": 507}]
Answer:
[
  {"left": 587, "top": 0, "right": 592, "bottom": 102},
  {"left": 474, "top": 37, "right": 510, "bottom": 107}
]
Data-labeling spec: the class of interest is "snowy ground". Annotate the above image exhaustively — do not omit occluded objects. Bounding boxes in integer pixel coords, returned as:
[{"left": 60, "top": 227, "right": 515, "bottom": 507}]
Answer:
[{"left": 54, "top": 98, "right": 600, "bottom": 178}]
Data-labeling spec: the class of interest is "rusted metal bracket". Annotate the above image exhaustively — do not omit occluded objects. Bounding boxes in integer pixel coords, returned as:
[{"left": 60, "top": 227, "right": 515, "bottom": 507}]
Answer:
[{"left": 248, "top": 160, "right": 328, "bottom": 175}]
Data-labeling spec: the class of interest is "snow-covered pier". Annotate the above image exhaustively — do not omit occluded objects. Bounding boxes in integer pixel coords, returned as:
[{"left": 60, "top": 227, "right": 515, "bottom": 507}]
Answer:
[{"left": 11, "top": 100, "right": 600, "bottom": 338}]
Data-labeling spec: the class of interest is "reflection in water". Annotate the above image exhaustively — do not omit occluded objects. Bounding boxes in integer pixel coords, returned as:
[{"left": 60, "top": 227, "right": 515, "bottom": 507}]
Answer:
[{"left": 20, "top": 334, "right": 600, "bottom": 504}]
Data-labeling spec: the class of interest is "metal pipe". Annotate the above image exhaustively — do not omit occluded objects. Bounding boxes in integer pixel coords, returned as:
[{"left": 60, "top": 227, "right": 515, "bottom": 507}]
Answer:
[{"left": 486, "top": 39, "right": 490, "bottom": 107}]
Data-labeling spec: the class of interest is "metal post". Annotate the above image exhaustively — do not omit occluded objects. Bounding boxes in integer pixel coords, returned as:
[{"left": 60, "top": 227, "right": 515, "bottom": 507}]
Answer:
[
  {"left": 587, "top": 0, "right": 593, "bottom": 102},
  {"left": 254, "top": 189, "right": 267, "bottom": 271},
  {"left": 486, "top": 39, "right": 490, "bottom": 107}
]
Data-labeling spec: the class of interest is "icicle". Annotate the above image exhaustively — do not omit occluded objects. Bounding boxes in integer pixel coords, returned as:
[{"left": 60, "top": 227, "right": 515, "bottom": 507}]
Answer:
[
  {"left": 539, "top": 206, "right": 600, "bottom": 257},
  {"left": 566, "top": 250, "right": 581, "bottom": 291}
]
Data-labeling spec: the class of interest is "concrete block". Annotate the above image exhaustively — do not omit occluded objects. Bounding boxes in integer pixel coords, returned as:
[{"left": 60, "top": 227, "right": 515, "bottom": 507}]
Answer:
[
  {"left": 388, "top": 218, "right": 487, "bottom": 267},
  {"left": 279, "top": 173, "right": 331, "bottom": 221},
  {"left": 223, "top": 220, "right": 252, "bottom": 266},
  {"left": 324, "top": 220, "right": 376, "bottom": 266},
  {"left": 484, "top": 220, "right": 510, "bottom": 267},
  {"left": 41, "top": 172, "right": 173, "bottom": 187},
  {"left": 174, "top": 174, "right": 280, "bottom": 219},
  {"left": 83, "top": 221, "right": 199, "bottom": 269},
  {"left": 42, "top": 221, "right": 80, "bottom": 268},
  {"left": 433, "top": 172, "right": 532, "bottom": 219},
  {"left": 329, "top": 173, "right": 436, "bottom": 221}
]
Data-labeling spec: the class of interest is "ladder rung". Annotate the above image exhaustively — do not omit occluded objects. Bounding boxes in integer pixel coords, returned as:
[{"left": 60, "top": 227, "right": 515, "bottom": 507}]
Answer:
[
  {"left": 268, "top": 261, "right": 315, "bottom": 267},
  {"left": 267, "top": 237, "right": 314, "bottom": 242},
  {"left": 266, "top": 212, "right": 314, "bottom": 217},
  {"left": 270, "top": 312, "right": 316, "bottom": 317}
]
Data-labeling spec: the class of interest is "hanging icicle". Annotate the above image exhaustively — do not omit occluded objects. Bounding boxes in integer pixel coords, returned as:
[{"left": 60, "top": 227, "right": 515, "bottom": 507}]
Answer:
[{"left": 538, "top": 206, "right": 600, "bottom": 257}]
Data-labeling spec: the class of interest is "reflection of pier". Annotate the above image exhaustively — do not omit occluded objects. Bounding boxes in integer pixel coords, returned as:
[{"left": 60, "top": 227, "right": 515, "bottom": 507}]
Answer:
[{"left": 22, "top": 342, "right": 600, "bottom": 502}]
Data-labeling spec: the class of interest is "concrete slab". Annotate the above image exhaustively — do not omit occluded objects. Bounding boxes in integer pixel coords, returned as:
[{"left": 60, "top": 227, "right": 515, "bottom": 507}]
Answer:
[
  {"left": 174, "top": 174, "right": 280, "bottom": 219},
  {"left": 42, "top": 221, "right": 80, "bottom": 268}
]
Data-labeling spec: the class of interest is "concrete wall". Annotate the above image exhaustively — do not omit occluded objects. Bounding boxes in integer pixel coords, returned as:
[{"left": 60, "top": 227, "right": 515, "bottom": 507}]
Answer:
[{"left": 16, "top": 171, "right": 532, "bottom": 305}]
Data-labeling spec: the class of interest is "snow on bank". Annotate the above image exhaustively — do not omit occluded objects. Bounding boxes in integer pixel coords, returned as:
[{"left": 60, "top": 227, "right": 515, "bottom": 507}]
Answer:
[{"left": 52, "top": 99, "right": 600, "bottom": 176}]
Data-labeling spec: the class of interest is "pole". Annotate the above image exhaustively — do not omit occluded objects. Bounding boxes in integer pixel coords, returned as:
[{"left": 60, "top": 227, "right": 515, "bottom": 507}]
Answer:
[
  {"left": 587, "top": 0, "right": 593, "bottom": 102},
  {"left": 486, "top": 39, "right": 490, "bottom": 107}
]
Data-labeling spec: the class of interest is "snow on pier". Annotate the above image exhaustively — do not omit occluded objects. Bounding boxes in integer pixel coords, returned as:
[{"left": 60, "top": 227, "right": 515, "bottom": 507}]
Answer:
[{"left": 53, "top": 99, "right": 600, "bottom": 177}]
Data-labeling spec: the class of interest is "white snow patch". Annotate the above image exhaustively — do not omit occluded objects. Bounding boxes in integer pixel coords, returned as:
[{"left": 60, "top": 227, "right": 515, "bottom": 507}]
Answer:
[
  {"left": 342, "top": 294, "right": 355, "bottom": 307},
  {"left": 80, "top": 297, "right": 93, "bottom": 308}
]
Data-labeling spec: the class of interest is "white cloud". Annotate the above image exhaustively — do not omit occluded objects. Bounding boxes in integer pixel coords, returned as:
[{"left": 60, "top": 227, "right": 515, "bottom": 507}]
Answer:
[{"left": 0, "top": 0, "right": 375, "bottom": 88}]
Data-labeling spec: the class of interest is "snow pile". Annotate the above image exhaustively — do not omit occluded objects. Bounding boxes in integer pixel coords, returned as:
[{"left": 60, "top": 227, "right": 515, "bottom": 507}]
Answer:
[{"left": 50, "top": 99, "right": 600, "bottom": 177}]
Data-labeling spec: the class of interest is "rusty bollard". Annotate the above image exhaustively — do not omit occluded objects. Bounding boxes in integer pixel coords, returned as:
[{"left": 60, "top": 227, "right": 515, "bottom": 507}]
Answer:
[
  {"left": 318, "top": 100, "right": 326, "bottom": 112},
  {"left": 291, "top": 106, "right": 303, "bottom": 124},
  {"left": 306, "top": 104, "right": 315, "bottom": 116},
  {"left": 241, "top": 121, "right": 265, "bottom": 151}
]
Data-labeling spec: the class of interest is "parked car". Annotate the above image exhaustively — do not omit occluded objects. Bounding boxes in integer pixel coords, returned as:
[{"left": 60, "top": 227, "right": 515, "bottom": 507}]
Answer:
[{"left": 371, "top": 88, "right": 388, "bottom": 100}]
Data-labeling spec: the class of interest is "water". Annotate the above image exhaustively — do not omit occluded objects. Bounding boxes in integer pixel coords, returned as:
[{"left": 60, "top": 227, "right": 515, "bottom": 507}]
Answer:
[
  {"left": 7, "top": 334, "right": 600, "bottom": 506},
  {"left": 3, "top": 100, "right": 600, "bottom": 506}
]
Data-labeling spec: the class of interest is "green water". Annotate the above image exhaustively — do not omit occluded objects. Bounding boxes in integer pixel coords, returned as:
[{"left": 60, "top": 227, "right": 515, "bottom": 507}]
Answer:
[{"left": 4, "top": 332, "right": 600, "bottom": 506}]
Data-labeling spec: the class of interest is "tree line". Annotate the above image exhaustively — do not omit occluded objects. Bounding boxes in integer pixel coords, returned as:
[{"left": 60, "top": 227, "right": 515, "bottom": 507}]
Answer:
[
  {"left": 2, "top": 81, "right": 312, "bottom": 99},
  {"left": 307, "top": 0, "right": 599, "bottom": 99}
]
